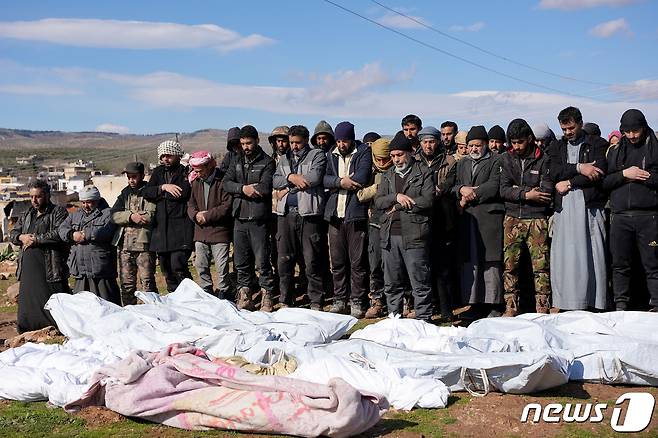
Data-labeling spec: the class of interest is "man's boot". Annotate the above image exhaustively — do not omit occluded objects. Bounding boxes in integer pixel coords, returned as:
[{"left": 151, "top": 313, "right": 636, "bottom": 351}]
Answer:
[
  {"left": 236, "top": 287, "right": 255, "bottom": 311},
  {"left": 535, "top": 294, "right": 550, "bottom": 314},
  {"left": 350, "top": 301, "right": 366, "bottom": 319},
  {"left": 330, "top": 299, "right": 348, "bottom": 315},
  {"left": 260, "top": 289, "right": 273, "bottom": 312},
  {"left": 503, "top": 293, "right": 519, "bottom": 317},
  {"left": 365, "top": 297, "right": 386, "bottom": 319}
]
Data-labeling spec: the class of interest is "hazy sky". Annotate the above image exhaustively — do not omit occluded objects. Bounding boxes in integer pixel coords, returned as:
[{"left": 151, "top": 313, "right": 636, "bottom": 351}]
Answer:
[{"left": 1, "top": 0, "right": 657, "bottom": 138}]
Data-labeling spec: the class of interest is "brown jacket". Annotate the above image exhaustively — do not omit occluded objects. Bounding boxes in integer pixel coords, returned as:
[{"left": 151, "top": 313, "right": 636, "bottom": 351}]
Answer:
[{"left": 187, "top": 169, "right": 233, "bottom": 244}]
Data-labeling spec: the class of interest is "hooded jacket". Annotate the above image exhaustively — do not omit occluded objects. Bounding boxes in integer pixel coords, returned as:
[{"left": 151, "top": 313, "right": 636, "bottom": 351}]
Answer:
[
  {"left": 548, "top": 134, "right": 608, "bottom": 212},
  {"left": 311, "top": 121, "right": 335, "bottom": 152},
  {"left": 10, "top": 202, "right": 70, "bottom": 283},
  {"left": 603, "top": 128, "right": 658, "bottom": 213},
  {"left": 500, "top": 144, "right": 553, "bottom": 219},
  {"left": 222, "top": 145, "right": 275, "bottom": 221}
]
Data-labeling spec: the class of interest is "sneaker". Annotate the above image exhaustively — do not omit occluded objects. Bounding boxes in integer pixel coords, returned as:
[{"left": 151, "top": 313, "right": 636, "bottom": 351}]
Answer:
[
  {"left": 330, "top": 300, "right": 348, "bottom": 314},
  {"left": 649, "top": 306, "right": 658, "bottom": 312},
  {"left": 350, "top": 304, "right": 365, "bottom": 319},
  {"left": 615, "top": 301, "right": 628, "bottom": 311},
  {"left": 236, "top": 287, "right": 255, "bottom": 311},
  {"left": 260, "top": 290, "right": 273, "bottom": 313},
  {"left": 364, "top": 298, "right": 386, "bottom": 318},
  {"left": 309, "top": 303, "right": 322, "bottom": 311}
]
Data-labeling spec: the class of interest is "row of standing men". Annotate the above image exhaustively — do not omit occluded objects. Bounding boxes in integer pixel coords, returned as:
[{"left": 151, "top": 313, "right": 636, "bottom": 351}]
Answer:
[{"left": 10, "top": 107, "right": 658, "bottom": 333}]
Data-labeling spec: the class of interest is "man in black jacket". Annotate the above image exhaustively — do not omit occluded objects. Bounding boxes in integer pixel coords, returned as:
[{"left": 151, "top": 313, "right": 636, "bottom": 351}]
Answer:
[
  {"left": 223, "top": 125, "right": 276, "bottom": 310},
  {"left": 10, "top": 180, "right": 70, "bottom": 333},
  {"left": 143, "top": 140, "right": 194, "bottom": 293},
  {"left": 500, "top": 119, "right": 553, "bottom": 316},
  {"left": 374, "top": 131, "right": 435, "bottom": 322},
  {"left": 549, "top": 107, "right": 609, "bottom": 311},
  {"left": 603, "top": 109, "right": 658, "bottom": 312}
]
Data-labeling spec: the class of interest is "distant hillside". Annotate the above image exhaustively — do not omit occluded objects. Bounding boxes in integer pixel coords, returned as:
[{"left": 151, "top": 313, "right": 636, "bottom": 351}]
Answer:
[{"left": 0, "top": 128, "right": 269, "bottom": 175}]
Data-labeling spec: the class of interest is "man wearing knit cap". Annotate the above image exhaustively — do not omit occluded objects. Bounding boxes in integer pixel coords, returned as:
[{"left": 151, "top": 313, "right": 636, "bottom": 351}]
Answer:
[
  {"left": 441, "top": 121, "right": 459, "bottom": 154},
  {"left": 549, "top": 106, "right": 608, "bottom": 311},
  {"left": 488, "top": 125, "right": 507, "bottom": 154},
  {"left": 362, "top": 132, "right": 381, "bottom": 147},
  {"left": 273, "top": 125, "right": 327, "bottom": 310},
  {"left": 604, "top": 109, "right": 658, "bottom": 312},
  {"left": 187, "top": 151, "right": 233, "bottom": 300},
  {"left": 453, "top": 130, "right": 469, "bottom": 161},
  {"left": 446, "top": 125, "right": 504, "bottom": 319},
  {"left": 311, "top": 120, "right": 335, "bottom": 153},
  {"left": 357, "top": 137, "right": 392, "bottom": 318},
  {"left": 374, "top": 131, "right": 435, "bottom": 322},
  {"left": 416, "top": 126, "right": 457, "bottom": 322},
  {"left": 110, "top": 161, "right": 157, "bottom": 305},
  {"left": 223, "top": 125, "right": 277, "bottom": 311},
  {"left": 500, "top": 119, "right": 553, "bottom": 316},
  {"left": 583, "top": 122, "right": 602, "bottom": 138},
  {"left": 59, "top": 185, "right": 121, "bottom": 304},
  {"left": 532, "top": 123, "right": 557, "bottom": 151},
  {"left": 143, "top": 139, "right": 194, "bottom": 293},
  {"left": 218, "top": 127, "right": 241, "bottom": 180},
  {"left": 323, "top": 121, "right": 372, "bottom": 317}
]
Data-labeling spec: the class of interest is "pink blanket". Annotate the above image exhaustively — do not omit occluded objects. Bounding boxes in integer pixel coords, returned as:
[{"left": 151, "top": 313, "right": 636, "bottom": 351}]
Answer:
[{"left": 66, "top": 344, "right": 386, "bottom": 437}]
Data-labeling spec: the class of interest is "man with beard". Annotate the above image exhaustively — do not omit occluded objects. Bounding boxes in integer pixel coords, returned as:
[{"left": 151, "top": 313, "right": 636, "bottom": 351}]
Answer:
[
  {"left": 549, "top": 107, "right": 608, "bottom": 311},
  {"left": 11, "top": 179, "right": 70, "bottom": 333},
  {"left": 187, "top": 151, "right": 233, "bottom": 299},
  {"left": 441, "top": 121, "right": 459, "bottom": 154},
  {"left": 401, "top": 114, "right": 422, "bottom": 152},
  {"left": 500, "top": 119, "right": 553, "bottom": 316},
  {"left": 453, "top": 130, "right": 469, "bottom": 161},
  {"left": 273, "top": 125, "right": 327, "bottom": 310},
  {"left": 269, "top": 126, "right": 290, "bottom": 161},
  {"left": 223, "top": 125, "right": 277, "bottom": 310},
  {"left": 604, "top": 109, "right": 658, "bottom": 312},
  {"left": 357, "top": 137, "right": 392, "bottom": 318},
  {"left": 143, "top": 140, "right": 194, "bottom": 293},
  {"left": 59, "top": 185, "right": 121, "bottom": 304},
  {"left": 324, "top": 121, "right": 372, "bottom": 317},
  {"left": 416, "top": 126, "right": 457, "bottom": 322},
  {"left": 311, "top": 120, "right": 335, "bottom": 153},
  {"left": 447, "top": 126, "right": 504, "bottom": 319},
  {"left": 374, "top": 131, "right": 435, "bottom": 322},
  {"left": 110, "top": 162, "right": 157, "bottom": 305},
  {"left": 488, "top": 125, "right": 507, "bottom": 154}
]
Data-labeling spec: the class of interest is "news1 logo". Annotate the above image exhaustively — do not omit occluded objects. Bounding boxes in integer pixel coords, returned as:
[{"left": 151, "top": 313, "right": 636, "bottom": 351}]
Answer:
[{"left": 520, "top": 392, "right": 655, "bottom": 432}]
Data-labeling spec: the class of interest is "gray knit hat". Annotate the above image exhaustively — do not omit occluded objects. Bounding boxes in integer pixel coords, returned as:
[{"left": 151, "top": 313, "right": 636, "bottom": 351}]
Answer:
[
  {"left": 79, "top": 185, "right": 101, "bottom": 201},
  {"left": 418, "top": 126, "right": 440, "bottom": 141},
  {"left": 311, "top": 120, "right": 335, "bottom": 146}
]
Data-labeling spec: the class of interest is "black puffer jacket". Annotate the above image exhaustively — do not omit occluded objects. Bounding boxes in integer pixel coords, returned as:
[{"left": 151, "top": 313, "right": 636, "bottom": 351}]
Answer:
[
  {"left": 143, "top": 163, "right": 195, "bottom": 252},
  {"left": 500, "top": 144, "right": 553, "bottom": 218},
  {"left": 548, "top": 135, "right": 608, "bottom": 212},
  {"left": 10, "top": 202, "right": 70, "bottom": 282},
  {"left": 603, "top": 129, "right": 658, "bottom": 213}
]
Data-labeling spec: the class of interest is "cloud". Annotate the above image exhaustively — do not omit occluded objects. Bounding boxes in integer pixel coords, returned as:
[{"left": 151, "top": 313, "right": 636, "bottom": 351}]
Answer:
[
  {"left": 376, "top": 13, "right": 429, "bottom": 29},
  {"left": 610, "top": 79, "right": 658, "bottom": 100},
  {"left": 589, "top": 18, "right": 632, "bottom": 37},
  {"left": 449, "top": 22, "right": 486, "bottom": 32},
  {"left": 95, "top": 123, "right": 130, "bottom": 134},
  {"left": 0, "top": 84, "right": 82, "bottom": 96},
  {"left": 0, "top": 18, "right": 274, "bottom": 52},
  {"left": 539, "top": 0, "right": 640, "bottom": 10}
]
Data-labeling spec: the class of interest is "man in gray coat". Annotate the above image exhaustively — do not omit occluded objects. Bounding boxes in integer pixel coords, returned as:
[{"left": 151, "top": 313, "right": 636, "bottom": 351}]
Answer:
[
  {"left": 273, "top": 125, "right": 327, "bottom": 310},
  {"left": 374, "top": 131, "right": 435, "bottom": 323},
  {"left": 59, "top": 185, "right": 121, "bottom": 305}
]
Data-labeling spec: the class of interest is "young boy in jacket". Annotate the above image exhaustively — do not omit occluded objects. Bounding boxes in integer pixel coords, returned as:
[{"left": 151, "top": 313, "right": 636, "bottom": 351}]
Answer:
[
  {"left": 110, "top": 162, "right": 157, "bottom": 305},
  {"left": 500, "top": 119, "right": 553, "bottom": 316},
  {"left": 187, "top": 151, "right": 233, "bottom": 300}
]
